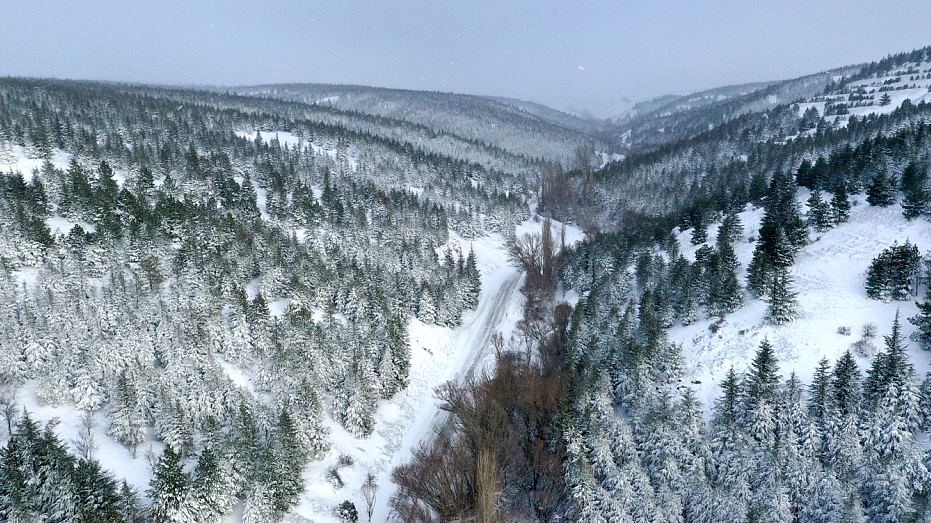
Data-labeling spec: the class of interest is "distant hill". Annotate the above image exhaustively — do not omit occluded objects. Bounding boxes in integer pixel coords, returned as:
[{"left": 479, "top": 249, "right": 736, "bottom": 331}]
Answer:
[{"left": 226, "top": 83, "right": 608, "bottom": 164}]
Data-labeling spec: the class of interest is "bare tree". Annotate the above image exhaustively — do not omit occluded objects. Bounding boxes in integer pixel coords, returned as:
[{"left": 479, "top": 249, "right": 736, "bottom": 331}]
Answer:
[
  {"left": 0, "top": 386, "right": 17, "bottom": 436},
  {"left": 508, "top": 219, "right": 558, "bottom": 301},
  {"left": 538, "top": 161, "right": 573, "bottom": 218},
  {"left": 73, "top": 411, "right": 98, "bottom": 460},
  {"left": 508, "top": 232, "right": 542, "bottom": 283},
  {"left": 361, "top": 472, "right": 378, "bottom": 522}
]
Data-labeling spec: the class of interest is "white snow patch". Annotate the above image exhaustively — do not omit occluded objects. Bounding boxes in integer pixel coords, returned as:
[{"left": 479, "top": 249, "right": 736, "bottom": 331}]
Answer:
[
  {"left": 0, "top": 144, "right": 73, "bottom": 182},
  {"left": 45, "top": 215, "right": 96, "bottom": 235}
]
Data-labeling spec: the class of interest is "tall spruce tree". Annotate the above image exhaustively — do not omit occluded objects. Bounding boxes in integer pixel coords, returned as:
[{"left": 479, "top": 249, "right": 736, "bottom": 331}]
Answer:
[
  {"left": 806, "top": 190, "right": 833, "bottom": 231},
  {"left": 866, "top": 167, "right": 897, "bottom": 207},
  {"left": 910, "top": 287, "right": 931, "bottom": 351},
  {"left": 766, "top": 267, "right": 798, "bottom": 325},
  {"left": 830, "top": 184, "right": 851, "bottom": 224},
  {"left": 901, "top": 160, "right": 930, "bottom": 219}
]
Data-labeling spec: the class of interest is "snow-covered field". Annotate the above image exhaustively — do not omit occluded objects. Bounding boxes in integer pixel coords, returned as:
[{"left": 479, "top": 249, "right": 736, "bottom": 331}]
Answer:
[{"left": 670, "top": 191, "right": 931, "bottom": 411}]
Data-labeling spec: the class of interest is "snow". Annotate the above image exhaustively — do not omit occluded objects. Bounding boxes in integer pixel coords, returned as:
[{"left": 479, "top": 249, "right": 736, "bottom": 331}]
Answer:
[
  {"left": 314, "top": 96, "right": 340, "bottom": 105},
  {"left": 217, "top": 359, "right": 257, "bottom": 395},
  {"left": 45, "top": 215, "right": 96, "bottom": 235},
  {"left": 794, "top": 60, "right": 931, "bottom": 128},
  {"left": 251, "top": 180, "right": 270, "bottom": 221},
  {"left": 669, "top": 191, "right": 931, "bottom": 413},
  {"left": 0, "top": 144, "right": 73, "bottom": 182},
  {"left": 244, "top": 276, "right": 262, "bottom": 300},
  {"left": 10, "top": 267, "right": 42, "bottom": 292},
  {"left": 597, "top": 151, "right": 626, "bottom": 168},
  {"left": 235, "top": 130, "right": 304, "bottom": 150},
  {"left": 8, "top": 382, "right": 161, "bottom": 497},
  {"left": 268, "top": 298, "right": 291, "bottom": 318}
]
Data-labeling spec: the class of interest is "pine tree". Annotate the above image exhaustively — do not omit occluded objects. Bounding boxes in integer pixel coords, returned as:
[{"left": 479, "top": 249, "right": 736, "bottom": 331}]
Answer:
[
  {"left": 147, "top": 445, "right": 191, "bottom": 522},
  {"left": 118, "top": 481, "right": 144, "bottom": 523},
  {"left": 807, "top": 358, "right": 832, "bottom": 429},
  {"left": 866, "top": 242, "right": 922, "bottom": 301},
  {"left": 744, "top": 339, "right": 780, "bottom": 415},
  {"left": 269, "top": 409, "right": 305, "bottom": 515},
  {"left": 747, "top": 242, "right": 773, "bottom": 298},
  {"left": 715, "top": 237, "right": 743, "bottom": 314},
  {"left": 712, "top": 367, "right": 741, "bottom": 428},
  {"left": 900, "top": 160, "right": 930, "bottom": 219},
  {"left": 806, "top": 190, "right": 833, "bottom": 231},
  {"left": 766, "top": 267, "right": 798, "bottom": 325},
  {"left": 830, "top": 184, "right": 850, "bottom": 224},
  {"left": 416, "top": 286, "right": 436, "bottom": 324},
  {"left": 865, "top": 253, "right": 892, "bottom": 301},
  {"left": 108, "top": 374, "right": 145, "bottom": 456},
  {"left": 866, "top": 167, "right": 897, "bottom": 207},
  {"left": 831, "top": 351, "right": 860, "bottom": 417},
  {"left": 910, "top": 286, "right": 931, "bottom": 351},
  {"left": 718, "top": 212, "right": 744, "bottom": 245}
]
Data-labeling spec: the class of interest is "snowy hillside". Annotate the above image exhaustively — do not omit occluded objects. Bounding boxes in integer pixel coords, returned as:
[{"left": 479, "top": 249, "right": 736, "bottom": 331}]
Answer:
[
  {"left": 671, "top": 190, "right": 931, "bottom": 410},
  {"left": 797, "top": 59, "right": 931, "bottom": 126},
  {"left": 227, "top": 83, "right": 606, "bottom": 165}
]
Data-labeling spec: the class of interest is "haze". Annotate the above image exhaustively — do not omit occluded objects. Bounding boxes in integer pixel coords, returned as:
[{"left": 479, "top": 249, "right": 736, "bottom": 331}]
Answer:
[{"left": 3, "top": 0, "right": 930, "bottom": 114}]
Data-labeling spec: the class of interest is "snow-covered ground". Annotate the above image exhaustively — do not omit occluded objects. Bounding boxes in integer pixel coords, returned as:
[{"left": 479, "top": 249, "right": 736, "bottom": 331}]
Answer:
[
  {"left": 45, "top": 215, "right": 96, "bottom": 235},
  {"left": 669, "top": 191, "right": 931, "bottom": 411},
  {"left": 12, "top": 383, "right": 163, "bottom": 497},
  {"left": 0, "top": 145, "right": 72, "bottom": 181}
]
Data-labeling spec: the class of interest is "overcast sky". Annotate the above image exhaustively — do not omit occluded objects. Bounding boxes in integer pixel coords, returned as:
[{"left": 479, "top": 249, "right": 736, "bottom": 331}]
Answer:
[{"left": 2, "top": 0, "right": 930, "bottom": 113}]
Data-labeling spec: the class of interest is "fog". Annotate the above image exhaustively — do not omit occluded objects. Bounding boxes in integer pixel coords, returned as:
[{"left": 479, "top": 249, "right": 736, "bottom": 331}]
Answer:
[{"left": 2, "top": 0, "right": 929, "bottom": 113}]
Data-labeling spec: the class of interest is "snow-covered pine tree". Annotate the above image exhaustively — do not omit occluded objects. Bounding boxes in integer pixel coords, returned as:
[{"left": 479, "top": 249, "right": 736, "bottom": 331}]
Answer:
[
  {"left": 714, "top": 231, "right": 744, "bottom": 314},
  {"left": 900, "top": 159, "right": 930, "bottom": 219},
  {"left": 830, "top": 184, "right": 851, "bottom": 225},
  {"left": 742, "top": 339, "right": 780, "bottom": 432},
  {"left": 910, "top": 286, "right": 931, "bottom": 350},
  {"left": 108, "top": 373, "right": 145, "bottom": 456},
  {"left": 806, "top": 189, "right": 833, "bottom": 232},
  {"left": 147, "top": 445, "right": 192, "bottom": 522},
  {"left": 866, "top": 166, "right": 897, "bottom": 207},
  {"left": 766, "top": 267, "right": 798, "bottom": 325}
]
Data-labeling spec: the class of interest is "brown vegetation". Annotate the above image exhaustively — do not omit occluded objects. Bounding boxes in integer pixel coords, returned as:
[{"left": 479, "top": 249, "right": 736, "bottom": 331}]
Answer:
[{"left": 390, "top": 303, "right": 573, "bottom": 522}]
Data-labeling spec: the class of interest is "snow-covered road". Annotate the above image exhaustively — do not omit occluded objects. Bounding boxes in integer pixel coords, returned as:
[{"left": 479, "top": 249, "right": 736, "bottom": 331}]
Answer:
[
  {"left": 368, "top": 253, "right": 524, "bottom": 521},
  {"left": 294, "top": 218, "right": 583, "bottom": 522},
  {"left": 293, "top": 231, "right": 526, "bottom": 522}
]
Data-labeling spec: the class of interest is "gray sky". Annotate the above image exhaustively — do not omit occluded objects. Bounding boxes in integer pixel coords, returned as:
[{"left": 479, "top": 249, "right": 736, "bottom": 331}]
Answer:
[{"left": 2, "top": 0, "right": 930, "bottom": 113}]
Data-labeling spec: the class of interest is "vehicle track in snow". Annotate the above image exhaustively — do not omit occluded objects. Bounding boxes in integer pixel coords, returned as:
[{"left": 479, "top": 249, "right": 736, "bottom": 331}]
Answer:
[{"left": 369, "top": 267, "right": 524, "bottom": 522}]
